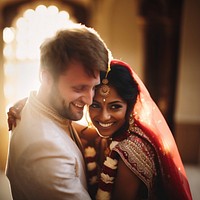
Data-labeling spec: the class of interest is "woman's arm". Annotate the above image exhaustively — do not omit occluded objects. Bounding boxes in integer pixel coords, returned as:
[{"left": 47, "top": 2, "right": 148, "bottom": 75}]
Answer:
[
  {"left": 72, "top": 122, "right": 99, "bottom": 146},
  {"left": 111, "top": 158, "right": 142, "bottom": 200}
]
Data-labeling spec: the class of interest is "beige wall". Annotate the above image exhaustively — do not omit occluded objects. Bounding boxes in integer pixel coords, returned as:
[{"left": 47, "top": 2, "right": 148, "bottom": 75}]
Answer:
[
  {"left": 175, "top": 0, "right": 200, "bottom": 164},
  {"left": 175, "top": 0, "right": 200, "bottom": 124},
  {"left": 90, "top": 0, "right": 144, "bottom": 78}
]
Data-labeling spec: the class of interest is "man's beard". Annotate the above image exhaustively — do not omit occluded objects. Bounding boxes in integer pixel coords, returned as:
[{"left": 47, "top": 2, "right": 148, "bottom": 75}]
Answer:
[{"left": 48, "top": 85, "right": 83, "bottom": 121}]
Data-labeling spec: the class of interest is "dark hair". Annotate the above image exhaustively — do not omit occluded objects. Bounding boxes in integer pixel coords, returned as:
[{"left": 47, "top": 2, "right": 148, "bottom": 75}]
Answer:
[
  {"left": 100, "top": 63, "right": 139, "bottom": 120},
  {"left": 40, "top": 24, "right": 110, "bottom": 79}
]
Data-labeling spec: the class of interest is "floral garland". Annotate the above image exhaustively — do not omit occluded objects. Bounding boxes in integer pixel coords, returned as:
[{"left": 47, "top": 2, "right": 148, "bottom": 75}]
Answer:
[
  {"left": 84, "top": 141, "right": 119, "bottom": 200},
  {"left": 84, "top": 146, "right": 98, "bottom": 185}
]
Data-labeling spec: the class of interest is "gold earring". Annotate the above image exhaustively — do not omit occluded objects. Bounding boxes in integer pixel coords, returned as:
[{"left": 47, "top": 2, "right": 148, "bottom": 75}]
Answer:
[{"left": 128, "top": 113, "right": 135, "bottom": 132}]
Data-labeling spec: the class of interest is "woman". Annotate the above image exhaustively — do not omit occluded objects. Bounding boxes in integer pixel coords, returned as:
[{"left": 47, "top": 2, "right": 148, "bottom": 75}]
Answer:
[
  {"left": 78, "top": 59, "right": 192, "bottom": 200},
  {"left": 7, "top": 59, "right": 192, "bottom": 200}
]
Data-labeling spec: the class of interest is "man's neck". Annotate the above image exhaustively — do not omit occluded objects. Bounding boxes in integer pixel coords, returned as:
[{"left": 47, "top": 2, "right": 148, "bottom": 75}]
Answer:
[{"left": 36, "top": 86, "right": 50, "bottom": 107}]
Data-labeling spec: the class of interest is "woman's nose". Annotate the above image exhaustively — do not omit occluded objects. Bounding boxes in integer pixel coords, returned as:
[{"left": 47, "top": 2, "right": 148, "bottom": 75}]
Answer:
[{"left": 100, "top": 109, "right": 111, "bottom": 121}]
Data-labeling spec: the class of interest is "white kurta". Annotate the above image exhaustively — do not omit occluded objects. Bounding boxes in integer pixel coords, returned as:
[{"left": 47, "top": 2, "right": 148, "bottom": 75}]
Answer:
[{"left": 6, "top": 91, "right": 91, "bottom": 200}]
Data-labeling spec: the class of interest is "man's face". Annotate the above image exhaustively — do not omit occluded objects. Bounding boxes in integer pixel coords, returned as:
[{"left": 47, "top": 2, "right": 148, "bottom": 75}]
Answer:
[{"left": 48, "top": 61, "right": 100, "bottom": 121}]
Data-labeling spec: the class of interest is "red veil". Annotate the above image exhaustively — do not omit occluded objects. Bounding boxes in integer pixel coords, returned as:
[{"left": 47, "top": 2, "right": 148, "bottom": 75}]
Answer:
[{"left": 111, "top": 59, "right": 192, "bottom": 200}]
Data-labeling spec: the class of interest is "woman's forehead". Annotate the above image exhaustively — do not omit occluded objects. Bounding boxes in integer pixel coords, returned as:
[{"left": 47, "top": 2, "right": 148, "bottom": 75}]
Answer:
[{"left": 94, "top": 85, "right": 124, "bottom": 103}]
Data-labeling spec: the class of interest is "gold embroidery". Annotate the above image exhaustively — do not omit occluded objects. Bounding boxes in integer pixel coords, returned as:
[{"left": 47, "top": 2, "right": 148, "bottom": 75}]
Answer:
[{"left": 113, "top": 127, "right": 157, "bottom": 193}]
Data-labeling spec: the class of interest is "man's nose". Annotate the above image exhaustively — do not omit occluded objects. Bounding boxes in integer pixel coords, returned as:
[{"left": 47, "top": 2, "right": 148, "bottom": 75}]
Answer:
[{"left": 83, "top": 89, "right": 95, "bottom": 105}]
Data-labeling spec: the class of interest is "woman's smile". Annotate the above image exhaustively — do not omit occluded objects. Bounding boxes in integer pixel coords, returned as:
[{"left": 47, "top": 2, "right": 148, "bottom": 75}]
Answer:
[{"left": 98, "top": 121, "right": 114, "bottom": 128}]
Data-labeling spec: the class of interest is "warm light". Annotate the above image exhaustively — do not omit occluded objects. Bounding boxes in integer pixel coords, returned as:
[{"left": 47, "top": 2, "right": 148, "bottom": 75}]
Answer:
[
  {"left": 4, "top": 63, "right": 15, "bottom": 76},
  {"left": 47, "top": 5, "right": 59, "bottom": 15},
  {"left": 4, "top": 83, "right": 14, "bottom": 99},
  {"left": 77, "top": 106, "right": 91, "bottom": 126},
  {"left": 3, "top": 45, "right": 14, "bottom": 59},
  {"left": 16, "top": 46, "right": 26, "bottom": 60},
  {"left": 3, "top": 27, "right": 15, "bottom": 43},
  {"left": 35, "top": 5, "right": 47, "bottom": 14},
  {"left": 23, "top": 9, "right": 35, "bottom": 19},
  {"left": 16, "top": 17, "right": 26, "bottom": 29},
  {"left": 59, "top": 11, "right": 69, "bottom": 20}
]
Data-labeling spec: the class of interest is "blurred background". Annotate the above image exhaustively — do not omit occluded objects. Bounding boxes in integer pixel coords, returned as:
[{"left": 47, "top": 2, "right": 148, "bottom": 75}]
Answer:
[{"left": 0, "top": 0, "right": 199, "bottom": 198}]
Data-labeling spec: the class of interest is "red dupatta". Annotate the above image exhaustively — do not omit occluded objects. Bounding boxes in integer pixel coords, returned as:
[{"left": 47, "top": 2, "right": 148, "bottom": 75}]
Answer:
[{"left": 110, "top": 59, "right": 192, "bottom": 200}]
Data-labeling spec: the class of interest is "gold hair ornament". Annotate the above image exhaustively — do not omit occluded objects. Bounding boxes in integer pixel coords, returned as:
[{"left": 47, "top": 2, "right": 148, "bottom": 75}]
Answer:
[{"left": 99, "top": 63, "right": 111, "bottom": 102}]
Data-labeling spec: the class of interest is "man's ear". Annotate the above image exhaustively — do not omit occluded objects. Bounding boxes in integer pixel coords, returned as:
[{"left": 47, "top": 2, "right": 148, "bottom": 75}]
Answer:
[{"left": 40, "top": 70, "right": 52, "bottom": 85}]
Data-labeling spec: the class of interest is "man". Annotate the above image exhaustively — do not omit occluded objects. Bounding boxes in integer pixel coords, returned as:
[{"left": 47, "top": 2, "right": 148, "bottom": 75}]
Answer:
[
  {"left": 0, "top": 170, "right": 13, "bottom": 200},
  {"left": 6, "top": 24, "right": 110, "bottom": 200}
]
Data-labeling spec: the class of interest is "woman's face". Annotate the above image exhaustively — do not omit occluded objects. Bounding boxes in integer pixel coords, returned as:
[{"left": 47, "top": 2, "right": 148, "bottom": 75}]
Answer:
[{"left": 89, "top": 85, "right": 127, "bottom": 138}]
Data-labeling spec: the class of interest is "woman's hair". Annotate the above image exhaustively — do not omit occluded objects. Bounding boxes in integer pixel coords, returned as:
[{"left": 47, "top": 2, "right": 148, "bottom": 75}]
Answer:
[
  {"left": 40, "top": 24, "right": 110, "bottom": 79},
  {"left": 100, "top": 62, "right": 139, "bottom": 120}
]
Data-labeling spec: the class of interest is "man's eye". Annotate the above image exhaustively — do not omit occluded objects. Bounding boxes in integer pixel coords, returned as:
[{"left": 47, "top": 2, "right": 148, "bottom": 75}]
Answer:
[{"left": 74, "top": 86, "right": 84, "bottom": 92}]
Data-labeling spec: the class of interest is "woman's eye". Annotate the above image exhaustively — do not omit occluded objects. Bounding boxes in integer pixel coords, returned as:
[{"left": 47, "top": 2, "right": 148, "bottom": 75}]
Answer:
[
  {"left": 93, "top": 85, "right": 99, "bottom": 91},
  {"left": 111, "top": 104, "right": 123, "bottom": 109},
  {"left": 90, "top": 103, "right": 100, "bottom": 109}
]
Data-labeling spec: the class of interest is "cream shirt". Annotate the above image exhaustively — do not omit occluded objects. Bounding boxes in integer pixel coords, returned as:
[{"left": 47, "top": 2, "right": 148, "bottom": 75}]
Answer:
[
  {"left": 6, "top": 91, "right": 91, "bottom": 200},
  {"left": 0, "top": 170, "right": 13, "bottom": 200}
]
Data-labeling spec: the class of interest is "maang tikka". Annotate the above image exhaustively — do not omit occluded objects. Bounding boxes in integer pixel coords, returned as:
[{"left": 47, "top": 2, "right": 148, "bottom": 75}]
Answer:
[{"left": 99, "top": 63, "right": 111, "bottom": 102}]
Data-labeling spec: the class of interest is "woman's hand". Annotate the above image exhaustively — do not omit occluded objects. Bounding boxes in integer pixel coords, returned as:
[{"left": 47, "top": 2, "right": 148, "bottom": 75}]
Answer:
[{"left": 7, "top": 98, "right": 27, "bottom": 131}]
